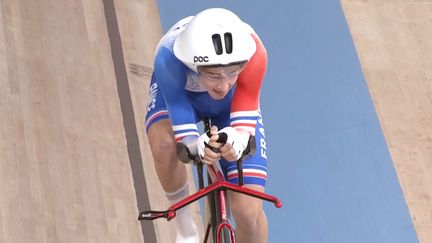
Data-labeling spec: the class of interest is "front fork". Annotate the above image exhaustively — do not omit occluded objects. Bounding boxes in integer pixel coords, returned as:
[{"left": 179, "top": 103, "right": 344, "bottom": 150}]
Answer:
[{"left": 216, "top": 189, "right": 235, "bottom": 243}]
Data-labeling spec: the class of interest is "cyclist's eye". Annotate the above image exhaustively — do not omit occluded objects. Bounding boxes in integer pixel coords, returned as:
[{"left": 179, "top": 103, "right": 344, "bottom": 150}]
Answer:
[
  {"left": 227, "top": 71, "right": 239, "bottom": 77},
  {"left": 208, "top": 74, "right": 221, "bottom": 79},
  {"left": 201, "top": 72, "right": 222, "bottom": 80}
]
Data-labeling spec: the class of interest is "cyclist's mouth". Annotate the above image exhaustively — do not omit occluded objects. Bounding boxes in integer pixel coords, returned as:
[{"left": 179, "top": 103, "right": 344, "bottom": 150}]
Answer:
[{"left": 211, "top": 89, "right": 227, "bottom": 99}]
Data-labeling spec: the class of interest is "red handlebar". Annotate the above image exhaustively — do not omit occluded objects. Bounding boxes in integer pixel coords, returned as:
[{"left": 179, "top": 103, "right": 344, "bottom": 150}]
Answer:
[{"left": 138, "top": 210, "right": 176, "bottom": 221}]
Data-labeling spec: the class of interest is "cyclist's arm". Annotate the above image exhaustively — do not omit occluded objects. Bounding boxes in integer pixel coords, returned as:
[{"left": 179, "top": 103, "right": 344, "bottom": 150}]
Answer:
[
  {"left": 230, "top": 33, "right": 267, "bottom": 136},
  {"left": 153, "top": 47, "right": 199, "bottom": 142}
]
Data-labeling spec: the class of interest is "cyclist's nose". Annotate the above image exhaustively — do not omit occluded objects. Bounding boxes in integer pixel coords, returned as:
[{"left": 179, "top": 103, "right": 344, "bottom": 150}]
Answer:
[
  {"left": 217, "top": 77, "right": 234, "bottom": 91},
  {"left": 215, "top": 81, "right": 230, "bottom": 92}
]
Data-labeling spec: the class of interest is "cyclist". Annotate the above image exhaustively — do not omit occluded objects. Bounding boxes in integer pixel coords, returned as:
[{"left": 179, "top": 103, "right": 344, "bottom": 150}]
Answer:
[{"left": 146, "top": 8, "right": 269, "bottom": 243}]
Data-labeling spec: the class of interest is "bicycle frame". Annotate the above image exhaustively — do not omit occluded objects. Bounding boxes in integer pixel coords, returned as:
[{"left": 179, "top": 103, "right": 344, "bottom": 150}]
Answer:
[{"left": 139, "top": 119, "right": 282, "bottom": 243}]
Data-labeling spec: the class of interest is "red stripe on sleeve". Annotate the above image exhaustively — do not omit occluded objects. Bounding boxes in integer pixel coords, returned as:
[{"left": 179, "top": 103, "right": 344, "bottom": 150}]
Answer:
[{"left": 231, "top": 123, "right": 256, "bottom": 128}]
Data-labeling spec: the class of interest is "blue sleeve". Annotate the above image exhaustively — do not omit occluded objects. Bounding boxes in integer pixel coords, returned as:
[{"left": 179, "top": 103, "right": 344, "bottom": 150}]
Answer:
[{"left": 153, "top": 47, "right": 199, "bottom": 141}]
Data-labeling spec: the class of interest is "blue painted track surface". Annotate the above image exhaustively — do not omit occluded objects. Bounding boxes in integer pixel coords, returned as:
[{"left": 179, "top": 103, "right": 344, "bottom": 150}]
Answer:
[{"left": 156, "top": 1, "right": 419, "bottom": 242}]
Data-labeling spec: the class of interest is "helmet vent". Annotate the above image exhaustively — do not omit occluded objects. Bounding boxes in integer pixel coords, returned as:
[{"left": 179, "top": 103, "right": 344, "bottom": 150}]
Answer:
[
  {"left": 224, "top": 33, "right": 233, "bottom": 54},
  {"left": 212, "top": 34, "right": 223, "bottom": 55}
]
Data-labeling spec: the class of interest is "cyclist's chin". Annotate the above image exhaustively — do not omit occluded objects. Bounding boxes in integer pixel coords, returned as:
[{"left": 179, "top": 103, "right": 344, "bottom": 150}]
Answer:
[{"left": 209, "top": 90, "right": 228, "bottom": 100}]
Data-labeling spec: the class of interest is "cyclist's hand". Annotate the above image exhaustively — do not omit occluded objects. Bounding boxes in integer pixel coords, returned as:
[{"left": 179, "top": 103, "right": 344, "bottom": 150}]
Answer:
[
  {"left": 219, "top": 143, "right": 237, "bottom": 162},
  {"left": 218, "top": 126, "right": 250, "bottom": 161},
  {"left": 197, "top": 126, "right": 222, "bottom": 165}
]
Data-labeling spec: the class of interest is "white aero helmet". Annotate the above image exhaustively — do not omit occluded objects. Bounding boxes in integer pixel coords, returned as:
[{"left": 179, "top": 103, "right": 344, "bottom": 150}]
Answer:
[{"left": 173, "top": 8, "right": 256, "bottom": 72}]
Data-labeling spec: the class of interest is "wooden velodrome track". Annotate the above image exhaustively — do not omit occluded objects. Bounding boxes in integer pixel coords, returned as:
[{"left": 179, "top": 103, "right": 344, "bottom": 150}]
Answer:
[
  {"left": 0, "top": 1, "right": 190, "bottom": 242},
  {"left": 342, "top": 1, "right": 432, "bottom": 242},
  {"left": 0, "top": 0, "right": 430, "bottom": 242}
]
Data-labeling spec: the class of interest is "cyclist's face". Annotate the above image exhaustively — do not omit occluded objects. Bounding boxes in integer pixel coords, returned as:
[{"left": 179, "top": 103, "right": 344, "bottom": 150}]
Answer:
[{"left": 198, "top": 64, "right": 245, "bottom": 100}]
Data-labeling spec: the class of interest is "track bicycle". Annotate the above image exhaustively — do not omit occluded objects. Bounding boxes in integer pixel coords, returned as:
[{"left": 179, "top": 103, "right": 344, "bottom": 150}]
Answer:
[{"left": 138, "top": 118, "right": 282, "bottom": 243}]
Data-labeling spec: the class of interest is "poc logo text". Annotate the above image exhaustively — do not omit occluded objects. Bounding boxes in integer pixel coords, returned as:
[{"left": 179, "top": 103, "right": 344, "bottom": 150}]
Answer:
[{"left": 193, "top": 56, "right": 209, "bottom": 63}]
